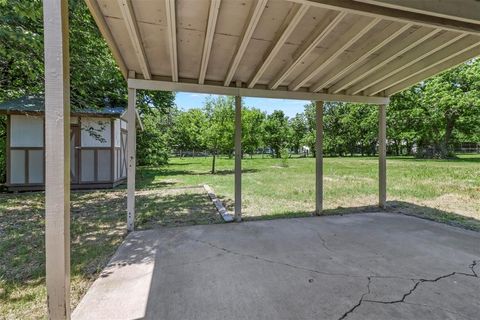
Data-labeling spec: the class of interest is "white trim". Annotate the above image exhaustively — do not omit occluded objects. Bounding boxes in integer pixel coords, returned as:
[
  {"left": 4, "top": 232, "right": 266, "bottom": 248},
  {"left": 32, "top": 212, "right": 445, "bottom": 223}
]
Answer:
[
  {"left": 127, "top": 87, "right": 136, "bottom": 232},
  {"left": 224, "top": 0, "right": 268, "bottom": 87},
  {"left": 165, "top": 0, "right": 178, "bottom": 82},
  {"left": 118, "top": 0, "right": 151, "bottom": 80},
  {"left": 199, "top": 0, "right": 221, "bottom": 85},
  {"left": 128, "top": 78, "right": 390, "bottom": 104},
  {"left": 247, "top": 3, "right": 310, "bottom": 88}
]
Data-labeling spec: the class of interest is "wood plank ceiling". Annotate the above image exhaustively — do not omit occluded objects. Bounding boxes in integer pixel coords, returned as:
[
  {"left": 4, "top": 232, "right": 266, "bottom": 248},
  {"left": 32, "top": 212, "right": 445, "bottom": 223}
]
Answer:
[{"left": 85, "top": 0, "right": 480, "bottom": 99}]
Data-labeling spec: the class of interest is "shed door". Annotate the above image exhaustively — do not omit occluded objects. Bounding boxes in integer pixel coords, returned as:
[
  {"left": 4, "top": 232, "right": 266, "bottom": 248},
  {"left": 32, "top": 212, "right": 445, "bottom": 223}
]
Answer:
[{"left": 70, "top": 125, "right": 80, "bottom": 184}]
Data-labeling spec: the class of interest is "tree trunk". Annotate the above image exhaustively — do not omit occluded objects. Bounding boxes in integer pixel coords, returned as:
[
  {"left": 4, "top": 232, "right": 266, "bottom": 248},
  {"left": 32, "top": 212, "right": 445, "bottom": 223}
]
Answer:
[
  {"left": 441, "top": 117, "right": 455, "bottom": 158},
  {"left": 211, "top": 152, "right": 216, "bottom": 174}
]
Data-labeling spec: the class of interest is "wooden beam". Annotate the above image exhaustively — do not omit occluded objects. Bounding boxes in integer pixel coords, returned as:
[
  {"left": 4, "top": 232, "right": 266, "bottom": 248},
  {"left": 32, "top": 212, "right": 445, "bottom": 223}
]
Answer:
[
  {"left": 290, "top": 0, "right": 480, "bottom": 34},
  {"left": 269, "top": 11, "right": 347, "bottom": 90},
  {"left": 165, "top": 0, "right": 178, "bottom": 82},
  {"left": 385, "top": 44, "right": 480, "bottom": 96},
  {"left": 350, "top": 32, "right": 466, "bottom": 96},
  {"left": 378, "top": 104, "right": 386, "bottom": 209},
  {"left": 118, "top": 0, "right": 151, "bottom": 80},
  {"left": 44, "top": 0, "right": 71, "bottom": 318},
  {"left": 84, "top": 0, "right": 127, "bottom": 79},
  {"left": 234, "top": 94, "right": 242, "bottom": 222},
  {"left": 289, "top": 17, "right": 379, "bottom": 91},
  {"left": 247, "top": 3, "right": 310, "bottom": 88},
  {"left": 128, "top": 78, "right": 390, "bottom": 104},
  {"left": 366, "top": 35, "right": 480, "bottom": 96},
  {"left": 127, "top": 83, "right": 136, "bottom": 232},
  {"left": 315, "top": 101, "right": 323, "bottom": 215},
  {"left": 328, "top": 27, "right": 439, "bottom": 94},
  {"left": 310, "top": 22, "right": 411, "bottom": 92},
  {"left": 199, "top": 0, "right": 221, "bottom": 84},
  {"left": 355, "top": 0, "right": 480, "bottom": 26},
  {"left": 224, "top": 0, "right": 268, "bottom": 87}
]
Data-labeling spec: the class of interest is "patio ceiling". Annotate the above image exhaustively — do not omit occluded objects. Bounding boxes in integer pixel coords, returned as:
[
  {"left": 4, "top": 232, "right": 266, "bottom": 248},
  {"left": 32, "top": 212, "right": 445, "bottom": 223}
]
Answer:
[{"left": 85, "top": 0, "right": 480, "bottom": 103}]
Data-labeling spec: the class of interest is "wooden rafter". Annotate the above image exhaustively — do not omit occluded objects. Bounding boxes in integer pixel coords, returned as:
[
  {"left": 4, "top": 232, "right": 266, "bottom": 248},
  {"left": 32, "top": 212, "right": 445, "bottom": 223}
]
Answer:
[
  {"left": 328, "top": 27, "right": 440, "bottom": 94},
  {"left": 350, "top": 32, "right": 467, "bottom": 95},
  {"left": 269, "top": 11, "right": 347, "bottom": 90},
  {"left": 85, "top": 0, "right": 128, "bottom": 78},
  {"left": 118, "top": 0, "right": 151, "bottom": 80},
  {"left": 247, "top": 3, "right": 310, "bottom": 88},
  {"left": 289, "top": 16, "right": 380, "bottom": 91},
  {"left": 385, "top": 44, "right": 480, "bottom": 96},
  {"left": 309, "top": 22, "right": 411, "bottom": 92},
  {"left": 291, "top": 0, "right": 480, "bottom": 34},
  {"left": 166, "top": 0, "right": 178, "bottom": 82},
  {"left": 199, "top": 0, "right": 221, "bottom": 85},
  {"left": 224, "top": 0, "right": 268, "bottom": 87},
  {"left": 355, "top": 0, "right": 480, "bottom": 26},
  {"left": 375, "top": 37, "right": 480, "bottom": 96}
]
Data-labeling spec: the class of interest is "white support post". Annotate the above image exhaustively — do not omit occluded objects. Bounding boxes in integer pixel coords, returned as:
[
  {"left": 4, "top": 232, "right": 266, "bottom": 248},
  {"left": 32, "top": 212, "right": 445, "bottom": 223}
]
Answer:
[
  {"left": 379, "top": 104, "right": 387, "bottom": 209},
  {"left": 315, "top": 101, "right": 324, "bottom": 215},
  {"left": 234, "top": 95, "right": 242, "bottom": 222},
  {"left": 127, "top": 85, "right": 137, "bottom": 231},
  {"left": 44, "top": 0, "right": 71, "bottom": 318}
]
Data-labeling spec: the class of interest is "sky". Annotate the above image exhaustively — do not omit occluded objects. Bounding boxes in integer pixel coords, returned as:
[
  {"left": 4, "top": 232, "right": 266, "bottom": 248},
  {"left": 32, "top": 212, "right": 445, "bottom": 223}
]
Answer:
[{"left": 174, "top": 92, "right": 311, "bottom": 118}]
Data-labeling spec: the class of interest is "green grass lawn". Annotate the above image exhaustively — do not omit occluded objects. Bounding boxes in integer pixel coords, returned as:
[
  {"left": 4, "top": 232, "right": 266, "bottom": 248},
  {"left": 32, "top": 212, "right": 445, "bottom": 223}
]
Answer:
[
  {"left": 1, "top": 155, "right": 479, "bottom": 318},
  {"left": 140, "top": 154, "right": 480, "bottom": 220}
]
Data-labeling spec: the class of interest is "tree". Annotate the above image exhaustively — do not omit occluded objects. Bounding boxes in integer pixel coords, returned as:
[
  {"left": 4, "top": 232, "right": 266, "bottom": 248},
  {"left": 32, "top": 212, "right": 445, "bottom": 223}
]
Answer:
[
  {"left": 202, "top": 96, "right": 235, "bottom": 173},
  {"left": 242, "top": 107, "right": 266, "bottom": 157},
  {"left": 418, "top": 59, "right": 480, "bottom": 157},
  {"left": 172, "top": 108, "right": 206, "bottom": 156},
  {"left": 263, "top": 110, "right": 290, "bottom": 158},
  {"left": 289, "top": 113, "right": 308, "bottom": 154},
  {"left": 136, "top": 90, "right": 176, "bottom": 166}
]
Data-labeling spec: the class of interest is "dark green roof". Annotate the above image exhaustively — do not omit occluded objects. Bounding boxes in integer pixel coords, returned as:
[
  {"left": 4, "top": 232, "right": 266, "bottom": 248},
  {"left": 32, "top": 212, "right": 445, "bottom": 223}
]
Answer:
[{"left": 0, "top": 96, "right": 126, "bottom": 117}]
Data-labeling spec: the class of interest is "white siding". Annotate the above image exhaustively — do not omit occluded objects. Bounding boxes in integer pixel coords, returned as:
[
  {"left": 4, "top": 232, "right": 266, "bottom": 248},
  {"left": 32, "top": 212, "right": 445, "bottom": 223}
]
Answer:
[
  {"left": 10, "top": 115, "right": 44, "bottom": 147},
  {"left": 28, "top": 150, "right": 44, "bottom": 183},
  {"left": 81, "top": 117, "right": 111, "bottom": 147},
  {"left": 114, "top": 119, "right": 121, "bottom": 147},
  {"left": 10, "top": 150, "right": 26, "bottom": 184},
  {"left": 81, "top": 150, "right": 95, "bottom": 182}
]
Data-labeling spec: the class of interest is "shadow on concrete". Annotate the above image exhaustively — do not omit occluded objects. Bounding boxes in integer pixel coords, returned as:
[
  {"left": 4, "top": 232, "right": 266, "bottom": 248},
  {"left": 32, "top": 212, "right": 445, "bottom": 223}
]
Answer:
[{"left": 242, "top": 201, "right": 480, "bottom": 232}]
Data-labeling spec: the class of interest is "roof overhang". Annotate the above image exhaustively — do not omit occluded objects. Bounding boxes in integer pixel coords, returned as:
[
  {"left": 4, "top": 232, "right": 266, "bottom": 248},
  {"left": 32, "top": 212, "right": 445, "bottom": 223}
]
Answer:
[{"left": 86, "top": 0, "right": 480, "bottom": 103}]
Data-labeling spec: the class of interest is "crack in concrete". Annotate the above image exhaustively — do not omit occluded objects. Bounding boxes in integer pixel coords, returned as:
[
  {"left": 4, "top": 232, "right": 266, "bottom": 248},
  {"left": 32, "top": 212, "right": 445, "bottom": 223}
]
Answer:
[
  {"left": 338, "top": 277, "right": 371, "bottom": 320},
  {"left": 190, "top": 237, "right": 479, "bottom": 320},
  {"left": 338, "top": 262, "right": 479, "bottom": 320},
  {"left": 315, "top": 231, "right": 334, "bottom": 253},
  {"left": 470, "top": 260, "right": 479, "bottom": 277},
  {"left": 191, "top": 238, "right": 415, "bottom": 282}
]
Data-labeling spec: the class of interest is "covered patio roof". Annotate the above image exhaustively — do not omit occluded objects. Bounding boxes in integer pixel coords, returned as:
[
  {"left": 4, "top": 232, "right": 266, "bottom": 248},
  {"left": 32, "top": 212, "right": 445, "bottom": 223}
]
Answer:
[
  {"left": 41, "top": 1, "right": 480, "bottom": 318},
  {"left": 85, "top": 0, "right": 480, "bottom": 104}
]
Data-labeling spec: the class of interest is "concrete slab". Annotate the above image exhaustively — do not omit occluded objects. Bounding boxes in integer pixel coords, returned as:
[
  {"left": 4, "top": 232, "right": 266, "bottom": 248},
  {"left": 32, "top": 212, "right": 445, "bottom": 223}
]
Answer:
[{"left": 72, "top": 212, "right": 480, "bottom": 320}]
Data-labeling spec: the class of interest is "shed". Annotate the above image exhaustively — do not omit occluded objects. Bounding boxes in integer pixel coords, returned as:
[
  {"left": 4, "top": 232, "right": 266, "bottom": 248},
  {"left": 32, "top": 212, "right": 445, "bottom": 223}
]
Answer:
[{"left": 0, "top": 96, "right": 140, "bottom": 191}]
